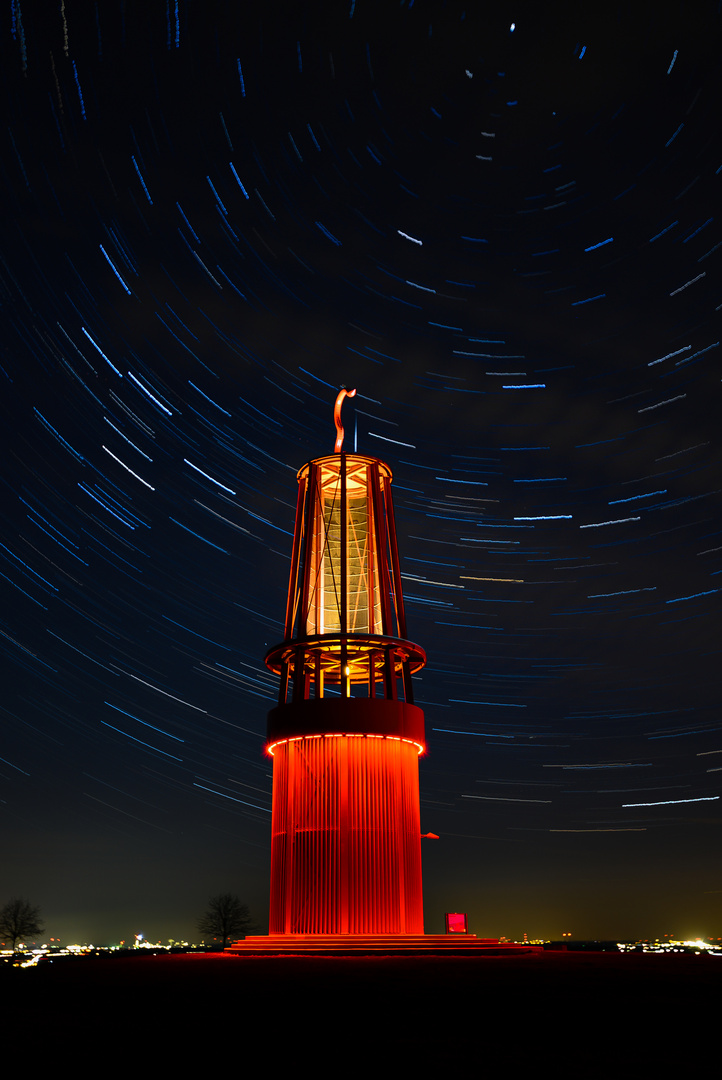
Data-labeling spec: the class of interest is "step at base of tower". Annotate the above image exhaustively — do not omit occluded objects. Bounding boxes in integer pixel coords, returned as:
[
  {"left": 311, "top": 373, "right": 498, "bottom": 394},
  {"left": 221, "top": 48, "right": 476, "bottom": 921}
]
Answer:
[{"left": 225, "top": 934, "right": 542, "bottom": 955}]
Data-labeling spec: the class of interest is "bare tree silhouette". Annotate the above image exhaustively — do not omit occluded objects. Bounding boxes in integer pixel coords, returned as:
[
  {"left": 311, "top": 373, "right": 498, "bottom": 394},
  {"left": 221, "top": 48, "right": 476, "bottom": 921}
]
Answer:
[
  {"left": 0, "top": 898, "right": 45, "bottom": 950},
  {"left": 197, "top": 894, "right": 255, "bottom": 949}
]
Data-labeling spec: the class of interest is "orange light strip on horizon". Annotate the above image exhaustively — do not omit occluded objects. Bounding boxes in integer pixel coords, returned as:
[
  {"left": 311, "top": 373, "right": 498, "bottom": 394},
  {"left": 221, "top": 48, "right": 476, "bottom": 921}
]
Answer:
[{"left": 266, "top": 733, "right": 425, "bottom": 757}]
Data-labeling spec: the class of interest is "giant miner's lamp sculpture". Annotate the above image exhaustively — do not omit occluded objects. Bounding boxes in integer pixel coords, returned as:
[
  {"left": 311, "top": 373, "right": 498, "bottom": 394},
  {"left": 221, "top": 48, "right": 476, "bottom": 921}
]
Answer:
[
  {"left": 264, "top": 389, "right": 427, "bottom": 934},
  {"left": 228, "top": 391, "right": 542, "bottom": 953}
]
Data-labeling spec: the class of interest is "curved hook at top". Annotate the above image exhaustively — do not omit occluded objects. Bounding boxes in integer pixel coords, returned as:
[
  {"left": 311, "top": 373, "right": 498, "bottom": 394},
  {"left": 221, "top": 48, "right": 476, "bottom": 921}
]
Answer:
[{"left": 333, "top": 387, "right": 357, "bottom": 452}]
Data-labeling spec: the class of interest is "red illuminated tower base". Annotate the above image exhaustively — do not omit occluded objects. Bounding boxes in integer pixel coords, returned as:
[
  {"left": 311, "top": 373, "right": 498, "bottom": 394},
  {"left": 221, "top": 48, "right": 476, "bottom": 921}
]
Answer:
[{"left": 267, "top": 700, "right": 425, "bottom": 934}]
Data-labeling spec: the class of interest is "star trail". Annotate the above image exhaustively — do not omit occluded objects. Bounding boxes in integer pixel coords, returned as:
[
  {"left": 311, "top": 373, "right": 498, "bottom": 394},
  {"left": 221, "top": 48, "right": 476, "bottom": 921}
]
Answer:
[{"left": 1, "top": 3, "right": 720, "bottom": 943}]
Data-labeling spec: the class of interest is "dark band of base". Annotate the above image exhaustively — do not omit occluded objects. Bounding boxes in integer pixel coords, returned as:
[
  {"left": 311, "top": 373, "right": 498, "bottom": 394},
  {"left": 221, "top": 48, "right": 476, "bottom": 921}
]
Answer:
[{"left": 266, "top": 698, "right": 426, "bottom": 746}]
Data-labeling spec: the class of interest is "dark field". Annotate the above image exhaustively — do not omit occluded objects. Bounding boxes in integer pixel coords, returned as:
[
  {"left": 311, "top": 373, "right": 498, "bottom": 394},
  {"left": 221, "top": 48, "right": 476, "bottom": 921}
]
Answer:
[{"left": 8, "top": 950, "right": 718, "bottom": 1071}]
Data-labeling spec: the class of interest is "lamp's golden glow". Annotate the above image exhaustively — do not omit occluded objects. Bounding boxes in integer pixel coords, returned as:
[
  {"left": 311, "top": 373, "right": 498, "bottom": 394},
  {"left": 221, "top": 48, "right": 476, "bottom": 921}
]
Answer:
[
  {"left": 306, "top": 457, "right": 383, "bottom": 638},
  {"left": 267, "top": 453, "right": 425, "bottom": 698}
]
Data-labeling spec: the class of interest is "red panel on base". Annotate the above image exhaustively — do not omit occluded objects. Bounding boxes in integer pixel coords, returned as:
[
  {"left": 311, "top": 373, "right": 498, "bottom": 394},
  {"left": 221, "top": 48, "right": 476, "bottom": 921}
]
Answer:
[{"left": 270, "top": 734, "right": 423, "bottom": 934}]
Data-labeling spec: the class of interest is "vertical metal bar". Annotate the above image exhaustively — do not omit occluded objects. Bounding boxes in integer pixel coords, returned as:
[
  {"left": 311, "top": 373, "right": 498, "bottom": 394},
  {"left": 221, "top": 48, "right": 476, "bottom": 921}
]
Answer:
[
  {"left": 368, "top": 649, "right": 376, "bottom": 699},
  {"left": 299, "top": 464, "right": 316, "bottom": 637},
  {"left": 340, "top": 454, "right": 347, "bottom": 633},
  {"left": 340, "top": 453, "right": 348, "bottom": 697},
  {"left": 314, "top": 651, "right": 322, "bottom": 699},
  {"left": 284, "top": 474, "right": 307, "bottom": 640},
  {"left": 292, "top": 645, "right": 305, "bottom": 703},
  {"left": 402, "top": 659, "right": 414, "bottom": 705},
  {"left": 384, "top": 479, "right": 408, "bottom": 640},
  {"left": 369, "top": 464, "right": 394, "bottom": 635},
  {"left": 384, "top": 646, "right": 398, "bottom": 701},
  {"left": 366, "top": 464, "right": 376, "bottom": 635},
  {"left": 279, "top": 659, "right": 289, "bottom": 706}
]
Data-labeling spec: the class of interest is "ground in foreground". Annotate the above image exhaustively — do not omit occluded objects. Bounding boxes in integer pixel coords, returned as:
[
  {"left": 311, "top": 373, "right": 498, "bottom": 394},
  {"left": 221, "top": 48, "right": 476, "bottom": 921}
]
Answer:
[{"left": 9, "top": 950, "right": 717, "bottom": 1071}]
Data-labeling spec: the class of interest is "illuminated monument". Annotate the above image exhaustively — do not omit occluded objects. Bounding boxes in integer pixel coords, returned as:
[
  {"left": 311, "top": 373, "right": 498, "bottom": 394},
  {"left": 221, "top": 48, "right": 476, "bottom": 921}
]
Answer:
[
  {"left": 229, "top": 391, "right": 539, "bottom": 953},
  {"left": 264, "top": 388, "right": 426, "bottom": 934}
]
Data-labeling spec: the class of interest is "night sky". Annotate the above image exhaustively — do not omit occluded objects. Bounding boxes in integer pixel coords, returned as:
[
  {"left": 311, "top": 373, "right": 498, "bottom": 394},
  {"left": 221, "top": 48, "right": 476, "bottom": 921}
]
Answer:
[{"left": 2, "top": 2, "right": 721, "bottom": 945}]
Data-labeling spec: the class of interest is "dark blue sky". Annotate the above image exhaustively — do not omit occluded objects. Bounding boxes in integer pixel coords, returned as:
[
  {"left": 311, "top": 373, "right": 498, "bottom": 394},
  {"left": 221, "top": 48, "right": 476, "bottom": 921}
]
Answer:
[{"left": 1, "top": 2, "right": 721, "bottom": 944}]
